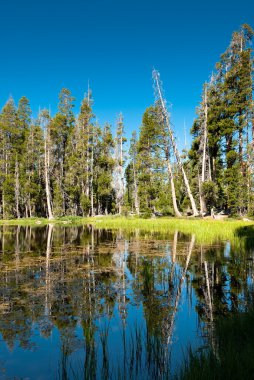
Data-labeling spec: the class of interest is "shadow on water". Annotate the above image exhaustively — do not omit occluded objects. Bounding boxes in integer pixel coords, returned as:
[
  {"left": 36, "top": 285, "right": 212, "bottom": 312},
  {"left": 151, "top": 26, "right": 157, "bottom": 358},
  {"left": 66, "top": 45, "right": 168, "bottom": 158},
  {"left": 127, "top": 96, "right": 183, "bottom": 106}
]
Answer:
[
  {"left": 234, "top": 225, "right": 254, "bottom": 251},
  {"left": 0, "top": 225, "right": 253, "bottom": 379}
]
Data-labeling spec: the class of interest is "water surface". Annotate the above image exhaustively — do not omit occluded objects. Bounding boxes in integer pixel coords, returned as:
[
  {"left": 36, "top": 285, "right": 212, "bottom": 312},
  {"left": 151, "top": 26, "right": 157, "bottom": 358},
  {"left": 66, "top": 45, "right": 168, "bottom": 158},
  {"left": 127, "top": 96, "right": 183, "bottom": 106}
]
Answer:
[{"left": 0, "top": 225, "right": 253, "bottom": 379}]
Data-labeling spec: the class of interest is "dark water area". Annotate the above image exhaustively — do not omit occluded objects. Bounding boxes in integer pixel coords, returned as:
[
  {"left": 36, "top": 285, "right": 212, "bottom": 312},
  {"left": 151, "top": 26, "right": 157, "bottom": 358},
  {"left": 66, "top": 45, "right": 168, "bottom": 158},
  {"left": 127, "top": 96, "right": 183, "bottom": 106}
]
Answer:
[{"left": 0, "top": 225, "right": 253, "bottom": 379}]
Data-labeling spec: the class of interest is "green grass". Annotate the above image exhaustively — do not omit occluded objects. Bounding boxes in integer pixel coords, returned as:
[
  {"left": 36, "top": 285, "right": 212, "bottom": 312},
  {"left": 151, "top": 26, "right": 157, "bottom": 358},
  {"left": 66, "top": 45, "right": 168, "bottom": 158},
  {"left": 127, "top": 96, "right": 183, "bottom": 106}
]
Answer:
[
  {"left": 175, "top": 305, "right": 254, "bottom": 380},
  {"left": 0, "top": 215, "right": 254, "bottom": 244},
  {"left": 90, "top": 216, "right": 254, "bottom": 245},
  {"left": 0, "top": 216, "right": 90, "bottom": 226}
]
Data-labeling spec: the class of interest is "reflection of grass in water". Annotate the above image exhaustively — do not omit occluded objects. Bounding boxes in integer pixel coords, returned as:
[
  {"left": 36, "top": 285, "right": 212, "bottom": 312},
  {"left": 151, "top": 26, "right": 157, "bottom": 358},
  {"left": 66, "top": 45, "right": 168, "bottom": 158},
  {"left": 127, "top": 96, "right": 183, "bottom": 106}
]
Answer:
[
  {"left": 57, "top": 322, "right": 173, "bottom": 380},
  {"left": 115, "top": 323, "right": 172, "bottom": 380},
  {"left": 128, "top": 324, "right": 143, "bottom": 378},
  {"left": 175, "top": 301, "right": 254, "bottom": 380},
  {"left": 59, "top": 300, "right": 254, "bottom": 379},
  {"left": 57, "top": 352, "right": 85, "bottom": 380},
  {"left": 99, "top": 324, "right": 110, "bottom": 380}
]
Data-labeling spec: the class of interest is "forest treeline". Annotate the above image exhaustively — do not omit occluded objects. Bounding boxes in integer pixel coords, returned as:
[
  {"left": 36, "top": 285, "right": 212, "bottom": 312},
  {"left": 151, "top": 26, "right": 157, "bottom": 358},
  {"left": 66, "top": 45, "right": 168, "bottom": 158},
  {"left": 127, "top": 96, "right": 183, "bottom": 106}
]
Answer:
[{"left": 0, "top": 24, "right": 253, "bottom": 219}]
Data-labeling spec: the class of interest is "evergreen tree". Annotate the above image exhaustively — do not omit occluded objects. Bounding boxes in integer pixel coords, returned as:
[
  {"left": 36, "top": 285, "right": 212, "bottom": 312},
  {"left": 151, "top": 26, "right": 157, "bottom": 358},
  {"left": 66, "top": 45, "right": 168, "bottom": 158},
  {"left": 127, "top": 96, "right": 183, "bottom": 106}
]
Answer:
[
  {"left": 50, "top": 88, "right": 75, "bottom": 216},
  {"left": 95, "top": 124, "right": 115, "bottom": 214},
  {"left": 136, "top": 107, "right": 166, "bottom": 215},
  {"left": 17, "top": 96, "right": 32, "bottom": 217},
  {"left": 190, "top": 24, "right": 254, "bottom": 215},
  {"left": 65, "top": 90, "right": 94, "bottom": 216},
  {"left": 0, "top": 98, "right": 19, "bottom": 218}
]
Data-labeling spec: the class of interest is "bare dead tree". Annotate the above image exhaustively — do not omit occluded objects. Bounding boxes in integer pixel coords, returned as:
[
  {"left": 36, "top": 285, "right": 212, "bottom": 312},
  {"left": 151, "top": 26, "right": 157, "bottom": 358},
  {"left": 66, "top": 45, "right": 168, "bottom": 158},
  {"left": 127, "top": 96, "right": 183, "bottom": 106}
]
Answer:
[
  {"left": 153, "top": 69, "right": 199, "bottom": 216},
  {"left": 40, "top": 110, "right": 54, "bottom": 220},
  {"left": 199, "top": 84, "right": 212, "bottom": 214}
]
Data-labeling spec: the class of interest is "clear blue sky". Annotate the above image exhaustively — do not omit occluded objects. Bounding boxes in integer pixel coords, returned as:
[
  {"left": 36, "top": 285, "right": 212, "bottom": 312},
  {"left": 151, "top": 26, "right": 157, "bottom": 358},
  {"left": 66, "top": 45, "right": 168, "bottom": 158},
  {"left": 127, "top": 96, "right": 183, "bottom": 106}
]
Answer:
[{"left": 0, "top": 0, "right": 253, "bottom": 147}]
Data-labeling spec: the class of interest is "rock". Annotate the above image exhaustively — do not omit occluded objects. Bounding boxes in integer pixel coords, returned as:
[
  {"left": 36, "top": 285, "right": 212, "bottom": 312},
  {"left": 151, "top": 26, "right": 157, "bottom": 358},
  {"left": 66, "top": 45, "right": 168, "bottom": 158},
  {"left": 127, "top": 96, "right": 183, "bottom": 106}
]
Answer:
[{"left": 214, "top": 215, "right": 228, "bottom": 220}]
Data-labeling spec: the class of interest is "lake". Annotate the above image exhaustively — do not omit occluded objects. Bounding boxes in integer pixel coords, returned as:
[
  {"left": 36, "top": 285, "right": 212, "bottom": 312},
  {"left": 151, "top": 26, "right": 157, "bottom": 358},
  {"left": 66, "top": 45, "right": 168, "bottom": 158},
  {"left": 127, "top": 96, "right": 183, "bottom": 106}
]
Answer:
[{"left": 0, "top": 225, "right": 253, "bottom": 379}]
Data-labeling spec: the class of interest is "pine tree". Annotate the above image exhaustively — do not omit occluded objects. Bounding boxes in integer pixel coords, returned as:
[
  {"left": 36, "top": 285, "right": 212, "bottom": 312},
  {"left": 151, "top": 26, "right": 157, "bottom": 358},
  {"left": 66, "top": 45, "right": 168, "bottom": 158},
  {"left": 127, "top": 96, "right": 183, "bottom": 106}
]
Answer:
[
  {"left": 190, "top": 24, "right": 254, "bottom": 216},
  {"left": 95, "top": 124, "right": 115, "bottom": 214},
  {"left": 0, "top": 98, "right": 20, "bottom": 218},
  {"left": 17, "top": 96, "right": 32, "bottom": 217},
  {"left": 136, "top": 107, "right": 166, "bottom": 215},
  {"left": 65, "top": 90, "right": 94, "bottom": 216},
  {"left": 50, "top": 89, "right": 75, "bottom": 216}
]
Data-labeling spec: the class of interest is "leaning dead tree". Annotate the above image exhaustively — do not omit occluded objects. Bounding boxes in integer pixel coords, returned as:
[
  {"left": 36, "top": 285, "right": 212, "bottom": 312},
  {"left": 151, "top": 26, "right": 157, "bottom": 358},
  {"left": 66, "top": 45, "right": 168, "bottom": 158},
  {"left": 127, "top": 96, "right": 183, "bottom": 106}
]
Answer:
[{"left": 153, "top": 69, "right": 199, "bottom": 216}]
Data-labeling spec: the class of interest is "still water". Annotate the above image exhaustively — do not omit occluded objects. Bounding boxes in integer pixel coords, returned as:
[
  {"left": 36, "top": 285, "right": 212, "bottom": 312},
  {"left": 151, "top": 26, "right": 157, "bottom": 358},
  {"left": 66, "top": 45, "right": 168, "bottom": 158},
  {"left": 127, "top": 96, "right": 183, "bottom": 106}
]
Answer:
[{"left": 0, "top": 225, "right": 253, "bottom": 379}]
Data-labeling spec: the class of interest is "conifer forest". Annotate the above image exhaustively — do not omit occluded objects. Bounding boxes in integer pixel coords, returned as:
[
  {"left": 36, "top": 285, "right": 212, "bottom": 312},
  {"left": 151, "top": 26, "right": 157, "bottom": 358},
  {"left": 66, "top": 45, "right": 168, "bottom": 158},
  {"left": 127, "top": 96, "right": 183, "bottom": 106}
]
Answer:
[{"left": 1, "top": 24, "right": 254, "bottom": 220}]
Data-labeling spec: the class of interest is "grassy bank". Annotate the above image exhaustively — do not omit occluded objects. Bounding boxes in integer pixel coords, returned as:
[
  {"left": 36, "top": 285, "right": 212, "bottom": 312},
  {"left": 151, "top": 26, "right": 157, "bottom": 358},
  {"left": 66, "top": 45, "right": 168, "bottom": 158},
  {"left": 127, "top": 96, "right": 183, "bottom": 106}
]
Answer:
[
  {"left": 175, "top": 305, "right": 254, "bottom": 380},
  {"left": 89, "top": 216, "right": 254, "bottom": 243},
  {"left": 0, "top": 216, "right": 254, "bottom": 244},
  {"left": 0, "top": 216, "right": 84, "bottom": 226}
]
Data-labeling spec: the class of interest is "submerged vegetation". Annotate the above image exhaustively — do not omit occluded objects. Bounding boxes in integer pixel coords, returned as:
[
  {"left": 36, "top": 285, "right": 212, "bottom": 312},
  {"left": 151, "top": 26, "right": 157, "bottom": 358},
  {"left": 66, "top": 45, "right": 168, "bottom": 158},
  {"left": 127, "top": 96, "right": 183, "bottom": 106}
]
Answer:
[{"left": 0, "top": 24, "right": 253, "bottom": 220}]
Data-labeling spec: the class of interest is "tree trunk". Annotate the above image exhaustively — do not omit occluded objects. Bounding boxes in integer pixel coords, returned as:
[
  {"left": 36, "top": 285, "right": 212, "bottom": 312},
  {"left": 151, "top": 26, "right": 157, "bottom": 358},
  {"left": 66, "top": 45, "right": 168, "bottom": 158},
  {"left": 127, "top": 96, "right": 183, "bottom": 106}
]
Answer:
[
  {"left": 246, "top": 124, "right": 251, "bottom": 213},
  {"left": 132, "top": 161, "right": 139, "bottom": 215},
  {"left": 90, "top": 129, "right": 94, "bottom": 216},
  {"left": 44, "top": 137, "right": 53, "bottom": 219},
  {"left": 15, "top": 159, "right": 20, "bottom": 219},
  {"left": 200, "top": 86, "right": 208, "bottom": 215},
  {"left": 2, "top": 189, "right": 5, "bottom": 219},
  {"left": 239, "top": 129, "right": 243, "bottom": 174},
  {"left": 164, "top": 144, "right": 182, "bottom": 217},
  {"left": 28, "top": 195, "right": 32, "bottom": 217}
]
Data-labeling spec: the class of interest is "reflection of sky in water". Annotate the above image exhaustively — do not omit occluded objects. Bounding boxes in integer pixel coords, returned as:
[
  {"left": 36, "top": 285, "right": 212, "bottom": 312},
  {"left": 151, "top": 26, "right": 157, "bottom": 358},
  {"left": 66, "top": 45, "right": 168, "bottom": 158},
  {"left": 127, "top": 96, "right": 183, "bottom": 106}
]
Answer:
[
  {"left": 0, "top": 226, "right": 253, "bottom": 379},
  {"left": 0, "top": 327, "right": 60, "bottom": 380},
  {"left": 0, "top": 282, "right": 200, "bottom": 379},
  {"left": 224, "top": 241, "right": 231, "bottom": 258}
]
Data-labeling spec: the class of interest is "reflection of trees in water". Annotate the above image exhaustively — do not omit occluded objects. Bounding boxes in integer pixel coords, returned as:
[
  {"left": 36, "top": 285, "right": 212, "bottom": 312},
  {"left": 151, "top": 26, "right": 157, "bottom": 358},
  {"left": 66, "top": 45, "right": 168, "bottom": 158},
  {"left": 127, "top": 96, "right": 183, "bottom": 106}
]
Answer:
[
  {"left": 0, "top": 226, "right": 254, "bottom": 378},
  {"left": 125, "top": 233, "right": 196, "bottom": 378},
  {"left": 189, "top": 241, "right": 254, "bottom": 356}
]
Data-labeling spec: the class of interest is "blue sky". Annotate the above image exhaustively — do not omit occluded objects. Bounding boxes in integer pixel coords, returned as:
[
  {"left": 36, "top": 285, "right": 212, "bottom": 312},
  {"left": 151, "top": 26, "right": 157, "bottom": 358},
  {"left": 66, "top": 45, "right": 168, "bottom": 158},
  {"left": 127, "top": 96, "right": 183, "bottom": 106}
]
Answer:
[{"left": 0, "top": 0, "right": 254, "bottom": 148}]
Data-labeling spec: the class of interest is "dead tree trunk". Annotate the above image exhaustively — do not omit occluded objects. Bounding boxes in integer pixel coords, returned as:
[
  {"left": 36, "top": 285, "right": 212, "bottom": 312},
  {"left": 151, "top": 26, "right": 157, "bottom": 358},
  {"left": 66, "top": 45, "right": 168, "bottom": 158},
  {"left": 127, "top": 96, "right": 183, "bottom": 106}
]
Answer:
[
  {"left": 132, "top": 160, "right": 139, "bottom": 215},
  {"left": 153, "top": 69, "right": 199, "bottom": 216},
  {"left": 90, "top": 125, "right": 94, "bottom": 216},
  {"left": 200, "top": 86, "right": 208, "bottom": 215},
  {"left": 164, "top": 144, "right": 182, "bottom": 217},
  {"left": 15, "top": 159, "right": 20, "bottom": 219},
  {"left": 44, "top": 134, "right": 53, "bottom": 220}
]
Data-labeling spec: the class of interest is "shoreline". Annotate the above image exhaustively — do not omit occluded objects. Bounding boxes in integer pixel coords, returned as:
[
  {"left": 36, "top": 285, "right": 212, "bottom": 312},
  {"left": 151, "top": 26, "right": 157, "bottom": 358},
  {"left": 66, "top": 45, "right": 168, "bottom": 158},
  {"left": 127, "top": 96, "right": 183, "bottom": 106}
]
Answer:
[{"left": 0, "top": 216, "right": 253, "bottom": 244}]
